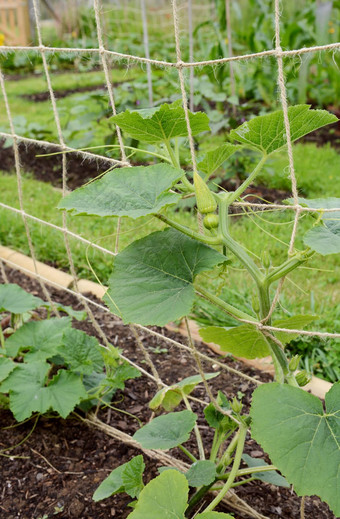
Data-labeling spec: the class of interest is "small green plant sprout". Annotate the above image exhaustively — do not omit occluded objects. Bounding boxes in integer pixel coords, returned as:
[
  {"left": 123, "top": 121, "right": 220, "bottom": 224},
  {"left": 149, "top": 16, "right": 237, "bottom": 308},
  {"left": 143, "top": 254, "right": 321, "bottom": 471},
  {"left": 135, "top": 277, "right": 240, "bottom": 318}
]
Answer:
[
  {"left": 59, "top": 102, "right": 340, "bottom": 516},
  {"left": 0, "top": 283, "right": 140, "bottom": 421}
]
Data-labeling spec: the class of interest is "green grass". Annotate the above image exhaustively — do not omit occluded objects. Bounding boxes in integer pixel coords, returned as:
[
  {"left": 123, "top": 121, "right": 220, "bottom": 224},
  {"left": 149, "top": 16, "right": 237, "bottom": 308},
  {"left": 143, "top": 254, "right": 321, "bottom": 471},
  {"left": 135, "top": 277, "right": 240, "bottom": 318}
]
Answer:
[
  {"left": 256, "top": 143, "right": 340, "bottom": 198},
  {"left": 5, "top": 68, "right": 141, "bottom": 97}
]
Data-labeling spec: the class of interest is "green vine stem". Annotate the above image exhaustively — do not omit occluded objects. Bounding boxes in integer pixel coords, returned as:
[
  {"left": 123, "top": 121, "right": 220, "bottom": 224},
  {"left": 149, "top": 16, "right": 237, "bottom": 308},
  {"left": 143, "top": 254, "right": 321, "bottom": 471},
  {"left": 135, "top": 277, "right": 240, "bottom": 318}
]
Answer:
[
  {"left": 155, "top": 213, "right": 220, "bottom": 245},
  {"left": 178, "top": 445, "right": 197, "bottom": 463},
  {"left": 219, "top": 197, "right": 264, "bottom": 284},
  {"left": 204, "top": 424, "right": 247, "bottom": 512},
  {"left": 226, "top": 154, "right": 267, "bottom": 205},
  {"left": 197, "top": 285, "right": 257, "bottom": 323}
]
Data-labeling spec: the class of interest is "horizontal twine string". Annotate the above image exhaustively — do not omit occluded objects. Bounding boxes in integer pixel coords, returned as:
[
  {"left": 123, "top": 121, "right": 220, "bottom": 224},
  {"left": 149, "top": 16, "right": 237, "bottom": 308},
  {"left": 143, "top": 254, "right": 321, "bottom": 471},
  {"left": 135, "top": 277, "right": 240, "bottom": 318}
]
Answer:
[{"left": 0, "top": 42, "right": 338, "bottom": 68}]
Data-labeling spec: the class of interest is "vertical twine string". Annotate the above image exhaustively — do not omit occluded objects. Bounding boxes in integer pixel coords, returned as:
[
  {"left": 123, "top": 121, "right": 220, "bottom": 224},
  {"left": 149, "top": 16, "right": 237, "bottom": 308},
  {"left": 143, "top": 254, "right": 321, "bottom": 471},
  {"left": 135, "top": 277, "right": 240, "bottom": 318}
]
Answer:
[
  {"left": 274, "top": 0, "right": 301, "bottom": 255},
  {"left": 0, "top": 69, "right": 60, "bottom": 317},
  {"left": 31, "top": 0, "right": 114, "bottom": 347},
  {"left": 172, "top": 0, "right": 205, "bottom": 233},
  {"left": 140, "top": 0, "right": 153, "bottom": 106},
  {"left": 93, "top": 0, "right": 130, "bottom": 254},
  {"left": 0, "top": 258, "right": 9, "bottom": 284},
  {"left": 130, "top": 325, "right": 162, "bottom": 389},
  {"left": 225, "top": 0, "right": 237, "bottom": 116},
  {"left": 188, "top": 0, "right": 194, "bottom": 112},
  {"left": 171, "top": 0, "right": 197, "bottom": 174}
]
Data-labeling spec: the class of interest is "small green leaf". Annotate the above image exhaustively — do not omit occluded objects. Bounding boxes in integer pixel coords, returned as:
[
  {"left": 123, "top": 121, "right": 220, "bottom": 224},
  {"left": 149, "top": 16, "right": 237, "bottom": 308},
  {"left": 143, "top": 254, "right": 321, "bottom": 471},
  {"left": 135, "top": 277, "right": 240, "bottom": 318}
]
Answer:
[
  {"left": 105, "top": 228, "right": 227, "bottom": 326},
  {"left": 93, "top": 456, "right": 145, "bottom": 501},
  {"left": 122, "top": 455, "right": 145, "bottom": 498},
  {"left": 198, "top": 144, "right": 241, "bottom": 176},
  {"left": 242, "top": 454, "right": 289, "bottom": 488},
  {"left": 150, "top": 372, "right": 219, "bottom": 411},
  {"left": 204, "top": 391, "right": 234, "bottom": 432},
  {"left": 112, "top": 102, "right": 209, "bottom": 144},
  {"left": 105, "top": 362, "right": 141, "bottom": 391},
  {"left": 199, "top": 324, "right": 270, "bottom": 359},
  {"left": 93, "top": 463, "right": 126, "bottom": 501},
  {"left": 272, "top": 315, "right": 317, "bottom": 345},
  {"left": 133, "top": 410, "right": 197, "bottom": 450},
  {"left": 44, "top": 302, "right": 86, "bottom": 321},
  {"left": 196, "top": 513, "right": 234, "bottom": 519},
  {"left": 5, "top": 317, "right": 71, "bottom": 359},
  {"left": 230, "top": 105, "right": 337, "bottom": 155},
  {"left": 250, "top": 382, "right": 340, "bottom": 516},
  {"left": 0, "top": 357, "right": 16, "bottom": 383},
  {"left": 58, "top": 164, "right": 184, "bottom": 218},
  {"left": 128, "top": 470, "right": 188, "bottom": 519},
  {"left": 185, "top": 460, "right": 216, "bottom": 487},
  {"left": 58, "top": 328, "right": 103, "bottom": 375},
  {"left": 0, "top": 284, "right": 44, "bottom": 313}
]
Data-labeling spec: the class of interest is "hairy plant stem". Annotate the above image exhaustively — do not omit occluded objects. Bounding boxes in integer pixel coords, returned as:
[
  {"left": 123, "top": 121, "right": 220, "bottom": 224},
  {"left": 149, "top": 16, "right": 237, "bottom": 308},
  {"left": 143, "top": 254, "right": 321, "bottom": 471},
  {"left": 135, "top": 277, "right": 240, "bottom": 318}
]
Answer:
[
  {"left": 186, "top": 481, "right": 216, "bottom": 516},
  {"left": 216, "top": 429, "right": 240, "bottom": 473},
  {"left": 266, "top": 250, "right": 314, "bottom": 285},
  {"left": 209, "top": 429, "right": 227, "bottom": 462},
  {"left": 219, "top": 195, "right": 291, "bottom": 383},
  {"left": 204, "top": 424, "right": 247, "bottom": 512},
  {"left": 219, "top": 198, "right": 263, "bottom": 285},
  {"left": 178, "top": 444, "right": 197, "bottom": 463},
  {"left": 226, "top": 154, "right": 267, "bottom": 205},
  {"left": 197, "top": 285, "right": 257, "bottom": 323},
  {"left": 155, "top": 213, "right": 220, "bottom": 245},
  {"left": 218, "top": 464, "right": 278, "bottom": 479}
]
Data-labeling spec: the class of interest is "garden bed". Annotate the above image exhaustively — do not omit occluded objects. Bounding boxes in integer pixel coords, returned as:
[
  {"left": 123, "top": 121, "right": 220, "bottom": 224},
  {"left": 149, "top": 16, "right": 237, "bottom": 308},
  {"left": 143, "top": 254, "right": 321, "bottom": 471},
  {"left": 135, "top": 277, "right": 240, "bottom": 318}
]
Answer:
[{"left": 0, "top": 265, "right": 335, "bottom": 519}]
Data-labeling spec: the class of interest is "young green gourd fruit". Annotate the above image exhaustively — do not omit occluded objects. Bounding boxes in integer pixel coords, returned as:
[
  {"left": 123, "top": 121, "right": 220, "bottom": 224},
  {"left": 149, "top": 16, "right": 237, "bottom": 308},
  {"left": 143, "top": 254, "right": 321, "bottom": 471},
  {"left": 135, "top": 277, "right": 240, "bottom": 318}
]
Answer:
[
  {"left": 203, "top": 213, "right": 219, "bottom": 229},
  {"left": 193, "top": 171, "right": 217, "bottom": 214}
]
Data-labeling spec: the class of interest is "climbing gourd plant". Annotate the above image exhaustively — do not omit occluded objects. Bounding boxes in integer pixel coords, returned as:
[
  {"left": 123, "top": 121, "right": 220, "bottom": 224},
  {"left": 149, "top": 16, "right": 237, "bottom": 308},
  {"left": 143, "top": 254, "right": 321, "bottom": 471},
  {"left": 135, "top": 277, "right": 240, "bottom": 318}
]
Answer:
[{"left": 59, "top": 102, "right": 340, "bottom": 517}]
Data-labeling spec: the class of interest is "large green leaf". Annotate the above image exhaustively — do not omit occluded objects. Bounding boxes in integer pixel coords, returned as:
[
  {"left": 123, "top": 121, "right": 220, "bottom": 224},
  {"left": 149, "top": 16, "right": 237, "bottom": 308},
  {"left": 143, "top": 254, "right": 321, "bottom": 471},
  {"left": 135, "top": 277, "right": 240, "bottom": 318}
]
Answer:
[
  {"left": 250, "top": 382, "right": 340, "bottom": 516},
  {"left": 272, "top": 315, "right": 317, "bottom": 345},
  {"left": 230, "top": 105, "right": 337, "bottom": 155},
  {"left": 0, "top": 284, "right": 44, "bottom": 313},
  {"left": 199, "top": 324, "right": 270, "bottom": 359},
  {"left": 105, "top": 228, "right": 228, "bottom": 326},
  {"left": 58, "top": 328, "right": 103, "bottom": 375},
  {"left": 0, "top": 362, "right": 87, "bottom": 420},
  {"left": 149, "top": 372, "right": 219, "bottom": 411},
  {"left": 128, "top": 470, "right": 189, "bottom": 519},
  {"left": 5, "top": 317, "right": 71, "bottom": 359},
  {"left": 5, "top": 317, "right": 71, "bottom": 360},
  {"left": 112, "top": 101, "right": 209, "bottom": 144},
  {"left": 93, "top": 455, "right": 145, "bottom": 502},
  {"left": 58, "top": 164, "right": 184, "bottom": 218},
  {"left": 198, "top": 144, "right": 241, "bottom": 176},
  {"left": 133, "top": 410, "right": 197, "bottom": 450},
  {"left": 93, "top": 463, "right": 125, "bottom": 501}
]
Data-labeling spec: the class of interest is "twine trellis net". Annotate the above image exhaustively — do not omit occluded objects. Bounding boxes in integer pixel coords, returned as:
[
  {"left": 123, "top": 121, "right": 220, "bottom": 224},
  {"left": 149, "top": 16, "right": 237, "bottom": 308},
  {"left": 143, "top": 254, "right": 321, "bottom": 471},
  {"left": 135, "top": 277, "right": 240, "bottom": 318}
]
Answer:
[{"left": 0, "top": 1, "right": 339, "bottom": 517}]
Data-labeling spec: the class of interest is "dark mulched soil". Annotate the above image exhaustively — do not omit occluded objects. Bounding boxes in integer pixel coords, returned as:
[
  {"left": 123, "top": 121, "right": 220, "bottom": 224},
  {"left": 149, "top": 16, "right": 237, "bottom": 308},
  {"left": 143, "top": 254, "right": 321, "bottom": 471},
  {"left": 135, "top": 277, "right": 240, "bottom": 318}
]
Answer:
[
  {"left": 0, "top": 265, "right": 335, "bottom": 519},
  {"left": 21, "top": 83, "right": 109, "bottom": 102}
]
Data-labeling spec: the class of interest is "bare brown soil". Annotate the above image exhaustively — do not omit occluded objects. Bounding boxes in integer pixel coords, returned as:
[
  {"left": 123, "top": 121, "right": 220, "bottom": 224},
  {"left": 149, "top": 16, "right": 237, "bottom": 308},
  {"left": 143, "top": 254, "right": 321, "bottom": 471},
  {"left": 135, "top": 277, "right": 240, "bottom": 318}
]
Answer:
[{"left": 0, "top": 266, "right": 335, "bottom": 519}]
